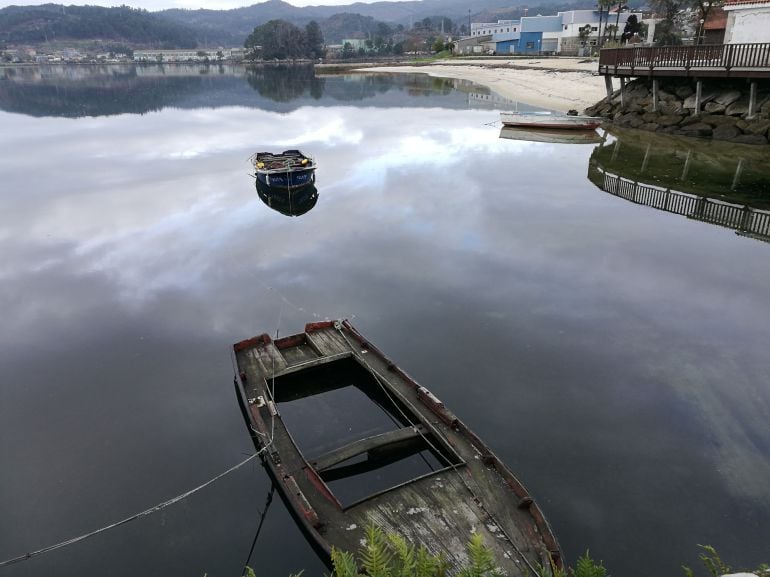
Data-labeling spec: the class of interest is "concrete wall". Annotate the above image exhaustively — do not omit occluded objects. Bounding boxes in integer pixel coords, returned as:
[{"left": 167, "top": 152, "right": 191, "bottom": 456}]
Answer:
[{"left": 724, "top": 6, "right": 770, "bottom": 43}]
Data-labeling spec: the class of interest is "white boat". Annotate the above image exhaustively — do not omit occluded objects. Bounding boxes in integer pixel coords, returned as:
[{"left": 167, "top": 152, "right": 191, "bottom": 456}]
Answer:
[
  {"left": 500, "top": 110, "right": 602, "bottom": 130},
  {"left": 499, "top": 126, "right": 603, "bottom": 144}
]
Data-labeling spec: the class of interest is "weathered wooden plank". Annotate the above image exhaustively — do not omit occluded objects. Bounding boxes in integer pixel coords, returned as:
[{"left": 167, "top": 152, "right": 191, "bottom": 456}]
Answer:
[{"left": 310, "top": 425, "right": 426, "bottom": 471}]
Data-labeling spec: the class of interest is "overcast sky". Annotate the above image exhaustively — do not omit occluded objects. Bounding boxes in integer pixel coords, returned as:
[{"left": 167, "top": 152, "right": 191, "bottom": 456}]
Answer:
[{"left": 0, "top": 0, "right": 386, "bottom": 11}]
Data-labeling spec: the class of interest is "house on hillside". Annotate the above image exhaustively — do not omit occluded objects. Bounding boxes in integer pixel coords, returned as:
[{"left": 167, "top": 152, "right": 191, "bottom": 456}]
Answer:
[{"left": 723, "top": 0, "right": 770, "bottom": 43}]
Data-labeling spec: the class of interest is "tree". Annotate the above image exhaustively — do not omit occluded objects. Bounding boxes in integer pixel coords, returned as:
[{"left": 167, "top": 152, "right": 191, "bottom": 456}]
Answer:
[
  {"left": 342, "top": 41, "right": 354, "bottom": 59},
  {"left": 596, "top": 0, "right": 615, "bottom": 48},
  {"left": 620, "top": 14, "right": 641, "bottom": 43},
  {"left": 245, "top": 19, "right": 308, "bottom": 60},
  {"left": 432, "top": 38, "right": 445, "bottom": 52},
  {"left": 304, "top": 20, "right": 324, "bottom": 59},
  {"left": 649, "top": 0, "right": 686, "bottom": 44}
]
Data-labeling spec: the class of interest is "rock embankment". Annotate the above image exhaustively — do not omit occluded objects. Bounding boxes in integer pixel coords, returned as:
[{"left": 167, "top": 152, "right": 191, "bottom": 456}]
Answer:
[{"left": 584, "top": 78, "right": 770, "bottom": 145}]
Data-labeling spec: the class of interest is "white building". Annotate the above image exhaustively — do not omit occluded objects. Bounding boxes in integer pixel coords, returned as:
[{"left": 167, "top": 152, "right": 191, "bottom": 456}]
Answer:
[{"left": 723, "top": 0, "right": 770, "bottom": 43}]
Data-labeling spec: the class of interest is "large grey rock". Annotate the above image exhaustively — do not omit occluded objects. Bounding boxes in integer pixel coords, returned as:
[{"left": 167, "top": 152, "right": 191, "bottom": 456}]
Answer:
[
  {"left": 715, "top": 90, "right": 742, "bottom": 106},
  {"left": 726, "top": 98, "right": 750, "bottom": 116},
  {"left": 712, "top": 124, "right": 742, "bottom": 140},
  {"left": 640, "top": 122, "right": 659, "bottom": 131},
  {"left": 627, "top": 84, "right": 649, "bottom": 99},
  {"left": 616, "top": 112, "right": 645, "bottom": 127},
  {"left": 675, "top": 85, "right": 694, "bottom": 99},
  {"left": 696, "top": 114, "right": 739, "bottom": 127},
  {"left": 745, "top": 119, "right": 770, "bottom": 135},
  {"left": 732, "top": 134, "right": 768, "bottom": 145},
  {"left": 678, "top": 122, "right": 713, "bottom": 136},
  {"left": 660, "top": 101, "right": 685, "bottom": 115},
  {"left": 683, "top": 91, "right": 717, "bottom": 109},
  {"left": 704, "top": 101, "right": 727, "bottom": 113},
  {"left": 642, "top": 112, "right": 660, "bottom": 122},
  {"left": 658, "top": 114, "right": 684, "bottom": 126}
]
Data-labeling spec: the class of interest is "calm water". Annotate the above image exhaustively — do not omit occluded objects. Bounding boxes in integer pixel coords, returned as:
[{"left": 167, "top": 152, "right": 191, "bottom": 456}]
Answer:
[{"left": 1, "top": 64, "right": 769, "bottom": 577}]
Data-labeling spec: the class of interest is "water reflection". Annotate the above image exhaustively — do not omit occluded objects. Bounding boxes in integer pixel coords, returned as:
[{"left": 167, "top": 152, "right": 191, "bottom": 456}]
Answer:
[
  {"left": 1, "top": 68, "right": 770, "bottom": 577},
  {"left": 256, "top": 180, "right": 319, "bottom": 217},
  {"left": 0, "top": 63, "right": 496, "bottom": 117},
  {"left": 588, "top": 127, "right": 770, "bottom": 242},
  {"left": 500, "top": 126, "right": 603, "bottom": 144}
]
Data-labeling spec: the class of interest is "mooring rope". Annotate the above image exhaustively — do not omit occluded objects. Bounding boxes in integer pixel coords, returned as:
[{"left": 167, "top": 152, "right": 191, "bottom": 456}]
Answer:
[{"left": 0, "top": 450, "right": 265, "bottom": 569}]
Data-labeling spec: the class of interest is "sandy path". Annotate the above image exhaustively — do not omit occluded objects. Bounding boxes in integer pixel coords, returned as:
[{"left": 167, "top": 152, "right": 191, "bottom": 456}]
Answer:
[{"left": 354, "top": 58, "right": 607, "bottom": 112}]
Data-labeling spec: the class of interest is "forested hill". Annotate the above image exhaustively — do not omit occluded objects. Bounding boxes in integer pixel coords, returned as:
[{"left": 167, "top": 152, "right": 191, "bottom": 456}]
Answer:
[
  {"left": 0, "top": 0, "right": 575, "bottom": 48},
  {"left": 0, "top": 4, "right": 197, "bottom": 47}
]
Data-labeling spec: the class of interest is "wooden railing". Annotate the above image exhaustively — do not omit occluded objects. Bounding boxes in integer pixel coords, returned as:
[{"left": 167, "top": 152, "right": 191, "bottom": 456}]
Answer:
[
  {"left": 588, "top": 165, "right": 770, "bottom": 242},
  {"left": 599, "top": 43, "right": 770, "bottom": 77}
]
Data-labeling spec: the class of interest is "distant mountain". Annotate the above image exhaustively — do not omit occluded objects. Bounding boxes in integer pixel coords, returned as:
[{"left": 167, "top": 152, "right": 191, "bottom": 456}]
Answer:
[
  {"left": 0, "top": 4, "right": 197, "bottom": 47},
  {"left": 0, "top": 0, "right": 586, "bottom": 49}
]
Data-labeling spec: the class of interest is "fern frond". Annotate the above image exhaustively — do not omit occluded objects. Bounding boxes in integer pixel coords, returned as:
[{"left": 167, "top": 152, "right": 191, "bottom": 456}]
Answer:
[
  {"left": 360, "top": 524, "right": 393, "bottom": 577},
  {"left": 457, "top": 533, "right": 503, "bottom": 577},
  {"left": 331, "top": 546, "right": 359, "bottom": 577},
  {"left": 697, "top": 545, "right": 730, "bottom": 577},
  {"left": 681, "top": 565, "right": 694, "bottom": 577},
  {"left": 574, "top": 550, "right": 608, "bottom": 577},
  {"left": 388, "top": 532, "right": 416, "bottom": 577}
]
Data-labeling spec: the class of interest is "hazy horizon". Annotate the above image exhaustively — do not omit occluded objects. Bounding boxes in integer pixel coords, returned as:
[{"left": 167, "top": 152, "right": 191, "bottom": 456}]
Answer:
[{"left": 0, "top": 0, "right": 393, "bottom": 12}]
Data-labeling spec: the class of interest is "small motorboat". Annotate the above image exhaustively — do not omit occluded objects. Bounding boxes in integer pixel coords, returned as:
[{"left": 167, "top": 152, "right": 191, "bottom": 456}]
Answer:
[
  {"left": 233, "top": 320, "right": 564, "bottom": 575},
  {"left": 501, "top": 110, "right": 602, "bottom": 130},
  {"left": 251, "top": 150, "right": 316, "bottom": 191}
]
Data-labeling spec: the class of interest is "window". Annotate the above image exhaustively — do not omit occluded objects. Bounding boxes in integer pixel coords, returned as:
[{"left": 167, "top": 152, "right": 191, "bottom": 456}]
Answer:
[
  {"left": 526, "top": 41, "right": 535, "bottom": 48},
  {"left": 591, "top": 26, "right": 598, "bottom": 31},
  {"left": 564, "top": 25, "right": 568, "bottom": 30}
]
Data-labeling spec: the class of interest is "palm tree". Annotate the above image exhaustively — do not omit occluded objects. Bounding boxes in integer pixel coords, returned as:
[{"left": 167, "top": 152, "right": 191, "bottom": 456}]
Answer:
[{"left": 597, "top": 0, "right": 614, "bottom": 48}]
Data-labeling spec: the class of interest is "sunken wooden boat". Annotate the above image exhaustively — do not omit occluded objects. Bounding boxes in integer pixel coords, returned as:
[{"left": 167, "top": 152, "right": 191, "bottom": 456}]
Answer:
[{"left": 233, "top": 320, "right": 563, "bottom": 575}]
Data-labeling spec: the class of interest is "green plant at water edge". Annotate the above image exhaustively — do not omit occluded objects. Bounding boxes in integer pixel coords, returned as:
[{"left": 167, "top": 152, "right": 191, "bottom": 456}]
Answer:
[
  {"left": 681, "top": 544, "right": 769, "bottom": 577},
  {"left": 331, "top": 524, "right": 520, "bottom": 577},
  {"left": 573, "top": 550, "right": 608, "bottom": 577}
]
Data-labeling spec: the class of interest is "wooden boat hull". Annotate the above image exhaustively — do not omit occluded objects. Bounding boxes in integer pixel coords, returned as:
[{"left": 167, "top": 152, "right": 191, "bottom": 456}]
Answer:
[
  {"left": 501, "top": 111, "right": 602, "bottom": 130},
  {"left": 233, "top": 320, "right": 563, "bottom": 575}
]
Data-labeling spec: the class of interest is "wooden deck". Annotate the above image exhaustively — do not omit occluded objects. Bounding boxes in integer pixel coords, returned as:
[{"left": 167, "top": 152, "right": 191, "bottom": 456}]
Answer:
[{"left": 598, "top": 43, "right": 770, "bottom": 79}]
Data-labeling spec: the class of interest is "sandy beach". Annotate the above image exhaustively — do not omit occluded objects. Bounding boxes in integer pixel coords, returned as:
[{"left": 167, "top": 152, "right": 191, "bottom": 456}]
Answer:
[{"left": 356, "top": 58, "right": 607, "bottom": 112}]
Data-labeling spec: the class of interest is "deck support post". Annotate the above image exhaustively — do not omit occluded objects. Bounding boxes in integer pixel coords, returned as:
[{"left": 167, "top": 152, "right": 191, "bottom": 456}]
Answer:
[
  {"left": 652, "top": 79, "right": 659, "bottom": 112},
  {"left": 605, "top": 75, "right": 614, "bottom": 101},
  {"left": 694, "top": 80, "right": 702, "bottom": 115},
  {"left": 748, "top": 81, "right": 757, "bottom": 119},
  {"left": 641, "top": 143, "right": 651, "bottom": 174},
  {"left": 620, "top": 77, "right": 626, "bottom": 109}
]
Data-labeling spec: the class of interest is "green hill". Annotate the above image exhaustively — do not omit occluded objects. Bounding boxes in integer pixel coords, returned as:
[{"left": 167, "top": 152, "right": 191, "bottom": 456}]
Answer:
[{"left": 0, "top": 4, "right": 197, "bottom": 47}]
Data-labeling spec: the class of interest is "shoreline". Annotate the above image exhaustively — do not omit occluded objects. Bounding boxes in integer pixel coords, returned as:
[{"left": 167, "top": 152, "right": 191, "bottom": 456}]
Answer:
[{"left": 351, "top": 58, "right": 607, "bottom": 112}]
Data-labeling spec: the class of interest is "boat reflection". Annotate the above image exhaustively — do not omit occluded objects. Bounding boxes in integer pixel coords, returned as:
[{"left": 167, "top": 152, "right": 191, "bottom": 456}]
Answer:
[
  {"left": 255, "top": 179, "right": 318, "bottom": 217},
  {"left": 587, "top": 127, "right": 770, "bottom": 243},
  {"left": 499, "top": 126, "right": 603, "bottom": 144}
]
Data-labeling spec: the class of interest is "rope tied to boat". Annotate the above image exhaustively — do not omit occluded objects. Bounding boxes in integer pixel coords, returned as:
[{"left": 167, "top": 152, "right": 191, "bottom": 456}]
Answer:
[{"left": 0, "top": 450, "right": 265, "bottom": 569}]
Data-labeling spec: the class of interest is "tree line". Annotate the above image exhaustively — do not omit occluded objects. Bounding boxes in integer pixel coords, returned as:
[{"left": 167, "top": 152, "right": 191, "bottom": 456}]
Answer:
[
  {"left": 244, "top": 20, "right": 324, "bottom": 60},
  {"left": 0, "top": 4, "right": 196, "bottom": 47}
]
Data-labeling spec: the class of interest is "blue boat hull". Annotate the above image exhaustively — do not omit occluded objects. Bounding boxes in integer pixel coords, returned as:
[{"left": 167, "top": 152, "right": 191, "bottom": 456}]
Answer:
[{"left": 256, "top": 168, "right": 315, "bottom": 190}]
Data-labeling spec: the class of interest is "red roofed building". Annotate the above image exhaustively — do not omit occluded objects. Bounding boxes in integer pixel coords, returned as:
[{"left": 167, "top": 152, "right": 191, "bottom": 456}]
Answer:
[
  {"left": 723, "top": 0, "right": 770, "bottom": 43},
  {"left": 702, "top": 7, "right": 727, "bottom": 44}
]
